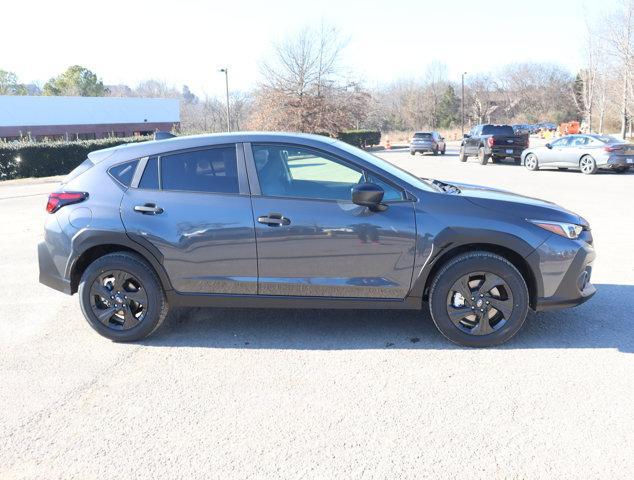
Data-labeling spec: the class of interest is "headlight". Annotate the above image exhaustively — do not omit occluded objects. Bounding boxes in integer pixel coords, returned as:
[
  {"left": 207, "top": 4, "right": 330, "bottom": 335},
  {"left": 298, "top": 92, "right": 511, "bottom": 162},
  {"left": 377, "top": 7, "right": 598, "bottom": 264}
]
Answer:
[{"left": 528, "top": 220, "right": 583, "bottom": 239}]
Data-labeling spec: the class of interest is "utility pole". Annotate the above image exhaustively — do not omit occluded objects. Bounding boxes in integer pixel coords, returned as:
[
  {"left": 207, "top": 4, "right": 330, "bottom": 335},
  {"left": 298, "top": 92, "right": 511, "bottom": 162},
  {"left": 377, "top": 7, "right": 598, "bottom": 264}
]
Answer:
[
  {"left": 461, "top": 72, "right": 467, "bottom": 136},
  {"left": 219, "top": 68, "right": 230, "bottom": 132}
]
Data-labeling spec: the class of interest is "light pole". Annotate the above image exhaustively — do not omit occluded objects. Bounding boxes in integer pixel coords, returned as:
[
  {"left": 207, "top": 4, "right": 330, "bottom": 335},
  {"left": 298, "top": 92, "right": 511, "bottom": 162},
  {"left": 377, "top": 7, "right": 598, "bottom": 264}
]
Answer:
[
  {"left": 219, "top": 68, "right": 230, "bottom": 132},
  {"left": 461, "top": 72, "right": 467, "bottom": 137}
]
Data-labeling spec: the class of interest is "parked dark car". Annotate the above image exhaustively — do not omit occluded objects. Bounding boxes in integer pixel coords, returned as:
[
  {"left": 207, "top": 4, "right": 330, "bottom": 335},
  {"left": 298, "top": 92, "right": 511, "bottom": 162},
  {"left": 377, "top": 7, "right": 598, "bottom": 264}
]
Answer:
[
  {"left": 460, "top": 124, "right": 530, "bottom": 165},
  {"left": 39, "top": 132, "right": 595, "bottom": 347},
  {"left": 409, "top": 131, "right": 446, "bottom": 155}
]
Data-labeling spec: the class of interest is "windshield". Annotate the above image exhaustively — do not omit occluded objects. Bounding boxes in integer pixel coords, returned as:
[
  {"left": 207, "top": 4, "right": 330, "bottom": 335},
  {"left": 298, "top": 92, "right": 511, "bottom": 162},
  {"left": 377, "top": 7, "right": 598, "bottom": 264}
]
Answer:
[
  {"left": 333, "top": 140, "right": 439, "bottom": 192},
  {"left": 482, "top": 125, "right": 514, "bottom": 135}
]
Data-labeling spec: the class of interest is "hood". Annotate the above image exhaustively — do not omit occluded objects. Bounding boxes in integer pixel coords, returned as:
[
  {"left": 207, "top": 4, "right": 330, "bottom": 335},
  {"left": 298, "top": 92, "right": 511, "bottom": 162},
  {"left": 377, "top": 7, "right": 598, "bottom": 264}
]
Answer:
[{"left": 443, "top": 180, "right": 587, "bottom": 226}]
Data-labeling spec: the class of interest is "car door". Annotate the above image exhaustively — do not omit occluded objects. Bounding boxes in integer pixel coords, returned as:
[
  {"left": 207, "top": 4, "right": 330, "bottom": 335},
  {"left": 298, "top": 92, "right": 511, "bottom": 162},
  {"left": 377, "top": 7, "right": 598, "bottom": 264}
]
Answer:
[
  {"left": 542, "top": 137, "right": 570, "bottom": 166},
  {"left": 565, "top": 135, "right": 589, "bottom": 166},
  {"left": 245, "top": 142, "right": 417, "bottom": 299},
  {"left": 120, "top": 143, "right": 258, "bottom": 294}
]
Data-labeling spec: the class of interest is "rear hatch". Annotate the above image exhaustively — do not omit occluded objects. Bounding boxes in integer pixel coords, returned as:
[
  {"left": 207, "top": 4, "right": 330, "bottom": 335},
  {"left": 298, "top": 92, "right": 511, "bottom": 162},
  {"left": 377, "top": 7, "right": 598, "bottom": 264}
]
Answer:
[{"left": 411, "top": 133, "right": 433, "bottom": 145}]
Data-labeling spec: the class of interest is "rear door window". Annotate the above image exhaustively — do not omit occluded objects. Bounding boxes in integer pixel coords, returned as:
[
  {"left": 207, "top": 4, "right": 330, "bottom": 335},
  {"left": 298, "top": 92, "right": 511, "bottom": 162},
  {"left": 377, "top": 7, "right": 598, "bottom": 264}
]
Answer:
[
  {"left": 160, "top": 146, "right": 239, "bottom": 194},
  {"left": 139, "top": 157, "right": 159, "bottom": 190}
]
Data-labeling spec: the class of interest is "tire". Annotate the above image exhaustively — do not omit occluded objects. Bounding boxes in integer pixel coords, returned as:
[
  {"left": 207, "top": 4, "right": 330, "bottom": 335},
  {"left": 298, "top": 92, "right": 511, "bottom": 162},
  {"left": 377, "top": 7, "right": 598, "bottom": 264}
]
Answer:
[
  {"left": 78, "top": 252, "right": 169, "bottom": 342},
  {"left": 525, "top": 153, "right": 539, "bottom": 171},
  {"left": 410, "top": 151, "right": 415, "bottom": 156},
  {"left": 428, "top": 251, "right": 529, "bottom": 347},
  {"left": 478, "top": 147, "right": 490, "bottom": 165},
  {"left": 432, "top": 147, "right": 439, "bottom": 155},
  {"left": 441, "top": 147, "right": 446, "bottom": 155},
  {"left": 513, "top": 158, "right": 522, "bottom": 166},
  {"left": 579, "top": 155, "right": 597, "bottom": 174},
  {"left": 614, "top": 166, "right": 629, "bottom": 173},
  {"left": 459, "top": 147, "right": 467, "bottom": 162}
]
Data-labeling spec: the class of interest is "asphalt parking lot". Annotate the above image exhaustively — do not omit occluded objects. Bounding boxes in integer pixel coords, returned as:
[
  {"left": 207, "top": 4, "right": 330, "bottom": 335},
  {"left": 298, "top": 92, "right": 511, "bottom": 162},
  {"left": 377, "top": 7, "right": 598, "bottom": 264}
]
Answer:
[{"left": 1, "top": 146, "right": 632, "bottom": 479}]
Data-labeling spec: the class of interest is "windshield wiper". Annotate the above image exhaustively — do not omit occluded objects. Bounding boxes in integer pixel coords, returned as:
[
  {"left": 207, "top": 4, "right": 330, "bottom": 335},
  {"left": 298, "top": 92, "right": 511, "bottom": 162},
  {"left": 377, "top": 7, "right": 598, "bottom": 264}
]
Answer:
[{"left": 422, "top": 178, "right": 461, "bottom": 194}]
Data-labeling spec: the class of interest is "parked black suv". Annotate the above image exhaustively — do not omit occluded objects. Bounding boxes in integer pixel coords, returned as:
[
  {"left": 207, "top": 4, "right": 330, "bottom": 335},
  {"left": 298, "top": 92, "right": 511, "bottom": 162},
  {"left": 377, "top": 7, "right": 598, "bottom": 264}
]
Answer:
[
  {"left": 460, "top": 124, "right": 529, "bottom": 165},
  {"left": 38, "top": 132, "right": 595, "bottom": 347}
]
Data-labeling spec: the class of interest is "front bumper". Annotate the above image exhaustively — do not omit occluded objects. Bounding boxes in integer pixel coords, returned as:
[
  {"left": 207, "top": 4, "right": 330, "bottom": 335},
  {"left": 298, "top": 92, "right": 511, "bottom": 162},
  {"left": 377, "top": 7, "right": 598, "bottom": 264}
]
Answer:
[{"left": 527, "top": 234, "right": 596, "bottom": 311}]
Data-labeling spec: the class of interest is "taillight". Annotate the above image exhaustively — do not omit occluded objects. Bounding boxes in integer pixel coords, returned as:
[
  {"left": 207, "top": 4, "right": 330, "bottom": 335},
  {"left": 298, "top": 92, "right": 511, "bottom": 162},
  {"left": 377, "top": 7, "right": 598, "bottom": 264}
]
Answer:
[
  {"left": 487, "top": 137, "right": 495, "bottom": 147},
  {"left": 603, "top": 145, "right": 620, "bottom": 153},
  {"left": 46, "top": 192, "right": 88, "bottom": 213}
]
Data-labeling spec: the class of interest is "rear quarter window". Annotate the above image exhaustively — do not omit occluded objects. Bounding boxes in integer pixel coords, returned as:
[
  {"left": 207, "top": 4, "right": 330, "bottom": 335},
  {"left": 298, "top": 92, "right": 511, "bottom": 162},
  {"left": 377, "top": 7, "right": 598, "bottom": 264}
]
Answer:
[{"left": 108, "top": 160, "right": 139, "bottom": 187}]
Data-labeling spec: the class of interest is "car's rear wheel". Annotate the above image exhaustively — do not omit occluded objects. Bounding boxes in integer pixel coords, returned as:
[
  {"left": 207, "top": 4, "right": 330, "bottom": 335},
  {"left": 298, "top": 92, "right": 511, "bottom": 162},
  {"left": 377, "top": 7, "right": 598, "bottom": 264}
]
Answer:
[
  {"left": 525, "top": 153, "right": 539, "bottom": 171},
  {"left": 580, "top": 155, "right": 598, "bottom": 174},
  {"left": 428, "top": 251, "right": 529, "bottom": 347},
  {"left": 441, "top": 147, "right": 446, "bottom": 155},
  {"left": 478, "top": 147, "right": 490, "bottom": 165},
  {"left": 433, "top": 147, "right": 439, "bottom": 155},
  {"left": 410, "top": 151, "right": 415, "bottom": 155},
  {"left": 459, "top": 147, "right": 467, "bottom": 162},
  {"left": 79, "top": 252, "right": 169, "bottom": 342}
]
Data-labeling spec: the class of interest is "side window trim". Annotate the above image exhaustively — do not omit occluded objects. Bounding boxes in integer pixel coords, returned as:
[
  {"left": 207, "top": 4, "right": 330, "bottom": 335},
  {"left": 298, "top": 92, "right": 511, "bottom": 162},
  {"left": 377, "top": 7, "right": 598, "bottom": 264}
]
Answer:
[
  {"left": 245, "top": 142, "right": 411, "bottom": 203},
  {"left": 131, "top": 143, "right": 247, "bottom": 195}
]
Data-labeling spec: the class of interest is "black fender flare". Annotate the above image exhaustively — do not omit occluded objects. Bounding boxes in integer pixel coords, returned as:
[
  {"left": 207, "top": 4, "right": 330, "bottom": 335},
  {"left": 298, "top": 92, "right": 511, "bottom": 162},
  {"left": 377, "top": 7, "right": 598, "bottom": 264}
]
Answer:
[
  {"left": 66, "top": 229, "right": 174, "bottom": 292},
  {"left": 409, "top": 227, "right": 543, "bottom": 301}
]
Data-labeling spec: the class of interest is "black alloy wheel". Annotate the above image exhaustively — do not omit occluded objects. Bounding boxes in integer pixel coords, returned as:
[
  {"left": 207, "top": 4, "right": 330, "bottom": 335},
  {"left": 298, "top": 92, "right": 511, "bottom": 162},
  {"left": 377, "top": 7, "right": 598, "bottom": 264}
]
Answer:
[
  {"left": 428, "top": 251, "right": 529, "bottom": 347},
  {"left": 90, "top": 270, "right": 148, "bottom": 330},
  {"left": 79, "top": 252, "right": 169, "bottom": 342},
  {"left": 445, "top": 272, "right": 513, "bottom": 335}
]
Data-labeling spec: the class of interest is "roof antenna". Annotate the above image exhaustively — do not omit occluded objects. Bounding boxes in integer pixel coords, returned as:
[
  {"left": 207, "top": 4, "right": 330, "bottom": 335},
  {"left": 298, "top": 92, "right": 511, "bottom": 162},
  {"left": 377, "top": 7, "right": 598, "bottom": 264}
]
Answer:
[{"left": 154, "top": 131, "right": 176, "bottom": 140}]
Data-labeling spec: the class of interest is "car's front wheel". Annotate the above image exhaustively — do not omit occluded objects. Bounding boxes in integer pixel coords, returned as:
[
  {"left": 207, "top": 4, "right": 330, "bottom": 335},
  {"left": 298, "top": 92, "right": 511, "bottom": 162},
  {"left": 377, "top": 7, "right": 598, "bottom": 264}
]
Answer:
[
  {"left": 78, "top": 252, "right": 169, "bottom": 342},
  {"left": 428, "top": 251, "right": 529, "bottom": 347},
  {"left": 459, "top": 147, "right": 467, "bottom": 162},
  {"left": 525, "top": 153, "right": 539, "bottom": 171}
]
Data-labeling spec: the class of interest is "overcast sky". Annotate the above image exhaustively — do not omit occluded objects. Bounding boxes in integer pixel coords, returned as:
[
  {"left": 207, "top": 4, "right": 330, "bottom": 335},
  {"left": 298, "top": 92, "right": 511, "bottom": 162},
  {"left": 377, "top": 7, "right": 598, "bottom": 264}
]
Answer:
[{"left": 1, "top": 0, "right": 616, "bottom": 98}]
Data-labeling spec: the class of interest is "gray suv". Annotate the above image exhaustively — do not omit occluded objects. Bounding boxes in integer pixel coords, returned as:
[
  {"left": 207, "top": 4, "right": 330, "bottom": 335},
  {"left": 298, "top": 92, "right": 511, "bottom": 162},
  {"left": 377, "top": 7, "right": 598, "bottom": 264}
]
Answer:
[
  {"left": 409, "top": 132, "right": 446, "bottom": 155},
  {"left": 39, "top": 132, "right": 596, "bottom": 347}
]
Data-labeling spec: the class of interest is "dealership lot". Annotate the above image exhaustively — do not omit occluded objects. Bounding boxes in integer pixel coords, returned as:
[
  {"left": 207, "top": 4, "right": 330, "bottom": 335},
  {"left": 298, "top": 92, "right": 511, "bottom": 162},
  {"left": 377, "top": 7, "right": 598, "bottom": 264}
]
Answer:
[{"left": 1, "top": 147, "right": 632, "bottom": 479}]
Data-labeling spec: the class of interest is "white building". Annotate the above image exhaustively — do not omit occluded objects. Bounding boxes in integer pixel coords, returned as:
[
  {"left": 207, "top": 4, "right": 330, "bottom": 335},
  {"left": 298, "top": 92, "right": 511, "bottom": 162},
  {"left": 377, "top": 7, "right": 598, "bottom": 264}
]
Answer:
[{"left": 0, "top": 96, "right": 180, "bottom": 141}]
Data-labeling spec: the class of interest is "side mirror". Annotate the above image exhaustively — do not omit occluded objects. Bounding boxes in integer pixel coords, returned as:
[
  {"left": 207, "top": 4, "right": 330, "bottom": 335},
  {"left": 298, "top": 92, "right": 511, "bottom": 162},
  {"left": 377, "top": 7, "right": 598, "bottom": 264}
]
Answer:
[
  {"left": 545, "top": 143, "right": 552, "bottom": 149},
  {"left": 463, "top": 134, "right": 471, "bottom": 139},
  {"left": 352, "top": 183, "right": 387, "bottom": 212},
  {"left": 440, "top": 136, "right": 445, "bottom": 141}
]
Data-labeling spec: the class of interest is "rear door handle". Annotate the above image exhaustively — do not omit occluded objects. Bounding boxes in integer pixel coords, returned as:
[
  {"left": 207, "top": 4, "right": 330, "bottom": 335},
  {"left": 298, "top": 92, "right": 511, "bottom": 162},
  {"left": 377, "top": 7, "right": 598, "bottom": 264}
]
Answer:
[
  {"left": 257, "top": 213, "right": 291, "bottom": 227},
  {"left": 134, "top": 203, "right": 164, "bottom": 215}
]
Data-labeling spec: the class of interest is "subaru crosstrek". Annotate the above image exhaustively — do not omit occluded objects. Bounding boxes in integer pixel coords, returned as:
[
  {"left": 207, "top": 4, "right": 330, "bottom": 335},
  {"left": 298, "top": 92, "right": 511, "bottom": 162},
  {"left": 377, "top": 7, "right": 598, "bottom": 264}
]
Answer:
[{"left": 38, "top": 132, "right": 596, "bottom": 347}]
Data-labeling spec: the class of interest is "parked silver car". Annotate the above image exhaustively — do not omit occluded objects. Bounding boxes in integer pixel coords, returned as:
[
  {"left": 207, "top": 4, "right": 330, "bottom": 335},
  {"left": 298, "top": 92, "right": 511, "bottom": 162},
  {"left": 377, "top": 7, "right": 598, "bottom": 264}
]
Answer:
[
  {"left": 522, "top": 134, "right": 634, "bottom": 174},
  {"left": 409, "top": 131, "right": 446, "bottom": 155}
]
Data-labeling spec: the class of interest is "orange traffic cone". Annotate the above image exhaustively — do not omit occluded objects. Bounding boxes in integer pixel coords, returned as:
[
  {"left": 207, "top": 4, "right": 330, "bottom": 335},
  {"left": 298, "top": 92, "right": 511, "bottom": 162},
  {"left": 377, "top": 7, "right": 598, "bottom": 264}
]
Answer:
[{"left": 385, "top": 138, "right": 391, "bottom": 150}]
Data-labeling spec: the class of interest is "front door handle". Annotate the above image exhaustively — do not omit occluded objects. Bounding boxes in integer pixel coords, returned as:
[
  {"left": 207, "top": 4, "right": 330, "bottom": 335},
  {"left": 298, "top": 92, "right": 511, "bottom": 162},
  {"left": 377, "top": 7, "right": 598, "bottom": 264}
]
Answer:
[
  {"left": 257, "top": 213, "right": 291, "bottom": 227},
  {"left": 134, "top": 203, "right": 164, "bottom": 215}
]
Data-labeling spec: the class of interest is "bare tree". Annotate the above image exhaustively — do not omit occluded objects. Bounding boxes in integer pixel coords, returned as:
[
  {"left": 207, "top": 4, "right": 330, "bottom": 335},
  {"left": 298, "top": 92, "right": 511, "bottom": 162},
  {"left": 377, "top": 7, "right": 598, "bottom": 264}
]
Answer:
[
  {"left": 603, "top": 0, "right": 634, "bottom": 137},
  {"left": 249, "top": 24, "right": 368, "bottom": 134}
]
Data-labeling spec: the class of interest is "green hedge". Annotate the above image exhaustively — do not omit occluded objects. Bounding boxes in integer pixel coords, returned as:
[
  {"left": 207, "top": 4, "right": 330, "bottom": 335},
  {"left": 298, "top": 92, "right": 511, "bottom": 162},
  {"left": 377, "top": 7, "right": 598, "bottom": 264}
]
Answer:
[
  {"left": 0, "top": 136, "right": 150, "bottom": 180},
  {"left": 337, "top": 130, "right": 381, "bottom": 148}
]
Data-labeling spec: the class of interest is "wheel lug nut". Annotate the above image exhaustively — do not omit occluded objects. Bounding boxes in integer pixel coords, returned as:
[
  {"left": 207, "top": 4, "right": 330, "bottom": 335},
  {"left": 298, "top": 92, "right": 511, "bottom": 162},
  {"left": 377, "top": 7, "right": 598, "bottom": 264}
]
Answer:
[
  {"left": 480, "top": 294, "right": 484, "bottom": 297},
  {"left": 471, "top": 297, "right": 475, "bottom": 301},
  {"left": 471, "top": 306, "right": 475, "bottom": 310},
  {"left": 480, "top": 309, "right": 484, "bottom": 312},
  {"left": 486, "top": 301, "right": 490, "bottom": 305}
]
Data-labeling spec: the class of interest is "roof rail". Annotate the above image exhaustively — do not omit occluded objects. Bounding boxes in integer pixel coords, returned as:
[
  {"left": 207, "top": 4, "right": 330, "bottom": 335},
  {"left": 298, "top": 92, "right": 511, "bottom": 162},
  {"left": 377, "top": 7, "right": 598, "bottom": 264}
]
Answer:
[{"left": 154, "top": 131, "right": 176, "bottom": 140}]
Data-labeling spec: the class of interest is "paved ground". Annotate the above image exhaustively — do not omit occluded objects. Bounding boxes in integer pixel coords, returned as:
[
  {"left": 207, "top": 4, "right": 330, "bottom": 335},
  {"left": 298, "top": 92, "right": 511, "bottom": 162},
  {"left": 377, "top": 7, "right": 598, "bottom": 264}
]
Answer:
[{"left": 1, "top": 148, "right": 632, "bottom": 479}]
